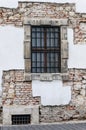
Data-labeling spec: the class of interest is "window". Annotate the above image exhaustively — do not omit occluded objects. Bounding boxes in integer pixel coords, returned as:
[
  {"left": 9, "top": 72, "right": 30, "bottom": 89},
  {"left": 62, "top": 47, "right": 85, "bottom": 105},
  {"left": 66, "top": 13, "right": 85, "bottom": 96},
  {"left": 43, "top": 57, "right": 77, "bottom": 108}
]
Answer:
[
  {"left": 24, "top": 19, "right": 68, "bottom": 80},
  {"left": 12, "top": 115, "right": 31, "bottom": 125},
  {"left": 31, "top": 26, "right": 61, "bottom": 73}
]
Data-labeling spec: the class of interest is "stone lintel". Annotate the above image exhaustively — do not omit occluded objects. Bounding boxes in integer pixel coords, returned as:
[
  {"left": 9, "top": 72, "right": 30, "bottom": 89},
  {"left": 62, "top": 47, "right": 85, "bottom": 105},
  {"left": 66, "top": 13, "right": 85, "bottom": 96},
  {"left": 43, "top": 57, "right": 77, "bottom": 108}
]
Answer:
[{"left": 24, "top": 18, "right": 68, "bottom": 26}]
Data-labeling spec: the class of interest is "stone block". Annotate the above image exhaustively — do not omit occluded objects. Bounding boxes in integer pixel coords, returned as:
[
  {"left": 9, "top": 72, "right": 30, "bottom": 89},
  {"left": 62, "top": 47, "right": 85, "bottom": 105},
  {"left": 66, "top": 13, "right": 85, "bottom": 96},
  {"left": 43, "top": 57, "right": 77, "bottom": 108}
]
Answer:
[
  {"left": 61, "top": 40, "right": 68, "bottom": 59},
  {"left": 61, "top": 59, "right": 68, "bottom": 73},
  {"left": 25, "top": 59, "right": 31, "bottom": 73},
  {"left": 40, "top": 74, "right": 52, "bottom": 81},
  {"left": 80, "top": 89, "right": 86, "bottom": 96},
  {"left": 24, "top": 41, "right": 31, "bottom": 59},
  {"left": 24, "top": 25, "right": 31, "bottom": 36},
  {"left": 62, "top": 73, "right": 69, "bottom": 81},
  {"left": 53, "top": 74, "right": 62, "bottom": 80},
  {"left": 32, "top": 74, "right": 40, "bottom": 80},
  {"left": 24, "top": 73, "right": 32, "bottom": 81},
  {"left": 61, "top": 26, "right": 67, "bottom": 40}
]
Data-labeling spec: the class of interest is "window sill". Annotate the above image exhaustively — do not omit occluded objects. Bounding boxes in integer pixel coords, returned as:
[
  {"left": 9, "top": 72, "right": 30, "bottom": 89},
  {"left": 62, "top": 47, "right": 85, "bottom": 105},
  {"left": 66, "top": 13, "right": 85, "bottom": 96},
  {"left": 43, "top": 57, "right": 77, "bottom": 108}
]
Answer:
[{"left": 24, "top": 73, "right": 69, "bottom": 82}]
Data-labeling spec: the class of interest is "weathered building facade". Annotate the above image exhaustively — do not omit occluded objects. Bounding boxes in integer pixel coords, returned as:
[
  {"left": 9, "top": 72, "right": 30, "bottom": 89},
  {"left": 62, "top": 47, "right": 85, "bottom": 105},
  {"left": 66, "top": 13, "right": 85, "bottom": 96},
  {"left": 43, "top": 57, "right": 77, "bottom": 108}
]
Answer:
[{"left": 0, "top": 1, "right": 86, "bottom": 125}]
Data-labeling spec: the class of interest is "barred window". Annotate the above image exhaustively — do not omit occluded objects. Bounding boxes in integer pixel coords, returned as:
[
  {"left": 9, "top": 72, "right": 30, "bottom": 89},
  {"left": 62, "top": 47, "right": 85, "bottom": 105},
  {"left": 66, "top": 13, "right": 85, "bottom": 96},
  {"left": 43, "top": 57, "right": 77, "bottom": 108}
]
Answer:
[
  {"left": 12, "top": 115, "right": 31, "bottom": 125},
  {"left": 31, "top": 26, "right": 61, "bottom": 73}
]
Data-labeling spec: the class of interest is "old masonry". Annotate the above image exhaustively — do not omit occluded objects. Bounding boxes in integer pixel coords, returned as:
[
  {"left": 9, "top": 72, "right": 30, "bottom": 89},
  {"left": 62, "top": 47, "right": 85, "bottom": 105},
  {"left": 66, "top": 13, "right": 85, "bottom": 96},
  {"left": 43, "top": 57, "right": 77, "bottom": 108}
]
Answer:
[{"left": 0, "top": 1, "right": 86, "bottom": 125}]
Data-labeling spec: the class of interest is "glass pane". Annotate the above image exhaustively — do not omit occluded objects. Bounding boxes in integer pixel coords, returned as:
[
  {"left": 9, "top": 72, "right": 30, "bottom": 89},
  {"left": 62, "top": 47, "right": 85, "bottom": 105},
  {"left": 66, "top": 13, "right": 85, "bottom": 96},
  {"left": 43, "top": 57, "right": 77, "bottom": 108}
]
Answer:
[
  {"left": 41, "top": 38, "right": 44, "bottom": 47},
  {"left": 47, "top": 62, "right": 51, "bottom": 67},
  {"left": 41, "top": 53, "right": 44, "bottom": 62},
  {"left": 55, "top": 33, "right": 59, "bottom": 38},
  {"left": 55, "top": 62, "right": 58, "bottom": 68},
  {"left": 50, "top": 39, "right": 54, "bottom": 47},
  {"left": 32, "top": 32, "right": 36, "bottom": 38},
  {"left": 55, "top": 53, "right": 59, "bottom": 61},
  {"left": 41, "top": 62, "right": 44, "bottom": 67},
  {"left": 47, "top": 38, "right": 50, "bottom": 47},
  {"left": 32, "top": 39, "right": 36, "bottom": 47},
  {"left": 37, "top": 68, "right": 41, "bottom": 73},
  {"left": 51, "top": 32, "right": 54, "bottom": 38},
  {"left": 37, "top": 62, "right": 40, "bottom": 67},
  {"left": 51, "top": 62, "right": 55, "bottom": 68},
  {"left": 32, "top": 62, "right": 36, "bottom": 67},
  {"left": 50, "top": 28, "right": 53, "bottom": 32},
  {"left": 37, "top": 28, "right": 41, "bottom": 32},
  {"left": 54, "top": 39, "right": 58, "bottom": 47},
  {"left": 55, "top": 28, "right": 59, "bottom": 32},
  {"left": 50, "top": 53, "right": 55, "bottom": 62},
  {"left": 37, "top": 32, "right": 40, "bottom": 38},
  {"left": 32, "top": 68, "right": 36, "bottom": 73},
  {"left": 41, "top": 32, "right": 44, "bottom": 38},
  {"left": 37, "top": 53, "right": 40, "bottom": 61},
  {"left": 47, "top": 32, "right": 50, "bottom": 38},
  {"left": 47, "top": 28, "right": 50, "bottom": 32},
  {"left": 32, "top": 28, "right": 36, "bottom": 32},
  {"left": 51, "top": 68, "right": 55, "bottom": 73},
  {"left": 41, "top": 68, "right": 44, "bottom": 73},
  {"left": 32, "top": 53, "right": 36, "bottom": 61},
  {"left": 47, "top": 68, "right": 50, "bottom": 73},
  {"left": 55, "top": 68, "right": 59, "bottom": 73},
  {"left": 37, "top": 39, "right": 40, "bottom": 47},
  {"left": 47, "top": 53, "right": 50, "bottom": 62}
]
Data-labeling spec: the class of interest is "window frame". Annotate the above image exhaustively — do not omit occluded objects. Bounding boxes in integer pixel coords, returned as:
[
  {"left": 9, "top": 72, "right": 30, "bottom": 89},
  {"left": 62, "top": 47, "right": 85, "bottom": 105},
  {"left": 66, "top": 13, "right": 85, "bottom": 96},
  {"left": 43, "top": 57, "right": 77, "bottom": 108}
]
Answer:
[
  {"left": 12, "top": 114, "right": 31, "bottom": 125},
  {"left": 31, "top": 25, "right": 61, "bottom": 73},
  {"left": 24, "top": 19, "right": 68, "bottom": 81}
]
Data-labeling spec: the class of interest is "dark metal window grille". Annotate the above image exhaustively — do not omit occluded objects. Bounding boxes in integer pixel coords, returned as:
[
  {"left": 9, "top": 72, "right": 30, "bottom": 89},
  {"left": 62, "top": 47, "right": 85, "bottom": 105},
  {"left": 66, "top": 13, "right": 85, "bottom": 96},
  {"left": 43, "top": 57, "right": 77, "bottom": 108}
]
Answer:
[
  {"left": 31, "top": 26, "right": 61, "bottom": 73},
  {"left": 12, "top": 115, "right": 31, "bottom": 125}
]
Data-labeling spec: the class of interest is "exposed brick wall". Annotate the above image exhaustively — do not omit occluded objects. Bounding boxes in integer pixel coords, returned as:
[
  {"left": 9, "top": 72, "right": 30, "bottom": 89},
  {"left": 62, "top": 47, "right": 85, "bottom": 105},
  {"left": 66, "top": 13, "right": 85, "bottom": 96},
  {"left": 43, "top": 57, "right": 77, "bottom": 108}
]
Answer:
[
  {"left": 39, "top": 69, "right": 86, "bottom": 123},
  {"left": 2, "top": 70, "right": 40, "bottom": 106},
  {"left": 2, "top": 69, "right": 86, "bottom": 122},
  {"left": 0, "top": 2, "right": 86, "bottom": 44}
]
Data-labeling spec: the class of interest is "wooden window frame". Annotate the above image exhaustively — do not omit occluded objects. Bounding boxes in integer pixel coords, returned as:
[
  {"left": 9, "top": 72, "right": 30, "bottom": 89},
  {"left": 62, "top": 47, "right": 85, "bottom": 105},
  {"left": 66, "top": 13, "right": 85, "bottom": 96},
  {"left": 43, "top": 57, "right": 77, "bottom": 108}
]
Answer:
[{"left": 31, "top": 26, "right": 61, "bottom": 73}]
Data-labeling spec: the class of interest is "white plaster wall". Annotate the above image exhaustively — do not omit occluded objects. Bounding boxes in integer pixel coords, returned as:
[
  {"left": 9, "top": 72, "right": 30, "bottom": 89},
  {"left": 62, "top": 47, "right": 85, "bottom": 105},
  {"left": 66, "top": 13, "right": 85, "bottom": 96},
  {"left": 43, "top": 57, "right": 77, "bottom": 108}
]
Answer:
[
  {"left": 0, "top": 0, "right": 86, "bottom": 12},
  {"left": 0, "top": 26, "right": 24, "bottom": 90},
  {"left": 68, "top": 28, "right": 86, "bottom": 68},
  {"left": 32, "top": 80, "right": 71, "bottom": 106}
]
